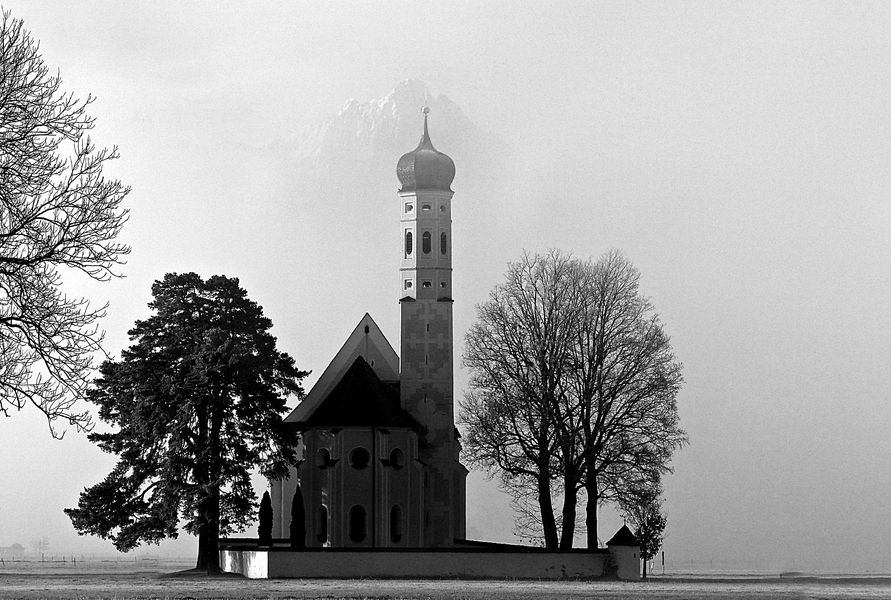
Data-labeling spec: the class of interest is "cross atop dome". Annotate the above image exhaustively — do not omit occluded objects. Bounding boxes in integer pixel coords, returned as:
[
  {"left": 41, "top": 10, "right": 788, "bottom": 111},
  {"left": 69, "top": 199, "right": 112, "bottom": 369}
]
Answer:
[{"left": 396, "top": 111, "right": 455, "bottom": 193}]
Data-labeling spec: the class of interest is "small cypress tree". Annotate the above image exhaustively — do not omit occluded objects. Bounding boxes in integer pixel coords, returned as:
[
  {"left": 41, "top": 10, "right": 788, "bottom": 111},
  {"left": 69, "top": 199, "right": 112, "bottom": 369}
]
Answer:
[
  {"left": 258, "top": 491, "right": 273, "bottom": 547},
  {"left": 290, "top": 484, "right": 306, "bottom": 549}
]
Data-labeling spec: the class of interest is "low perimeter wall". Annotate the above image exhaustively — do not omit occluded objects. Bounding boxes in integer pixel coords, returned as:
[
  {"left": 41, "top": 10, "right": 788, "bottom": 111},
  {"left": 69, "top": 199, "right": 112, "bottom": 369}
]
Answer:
[{"left": 220, "top": 544, "right": 636, "bottom": 580}]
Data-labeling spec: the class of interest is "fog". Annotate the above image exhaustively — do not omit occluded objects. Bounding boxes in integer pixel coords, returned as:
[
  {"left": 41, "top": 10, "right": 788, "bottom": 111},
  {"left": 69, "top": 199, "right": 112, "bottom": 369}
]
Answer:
[{"left": 1, "top": 1, "right": 889, "bottom": 571}]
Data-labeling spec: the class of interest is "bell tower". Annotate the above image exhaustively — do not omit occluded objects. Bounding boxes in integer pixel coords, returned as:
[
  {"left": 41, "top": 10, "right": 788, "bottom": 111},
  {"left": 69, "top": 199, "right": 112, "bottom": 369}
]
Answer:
[{"left": 397, "top": 108, "right": 464, "bottom": 546}]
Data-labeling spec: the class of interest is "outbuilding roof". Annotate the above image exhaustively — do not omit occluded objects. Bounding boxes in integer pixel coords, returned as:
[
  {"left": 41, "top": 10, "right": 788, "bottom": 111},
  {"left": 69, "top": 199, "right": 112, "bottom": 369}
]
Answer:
[{"left": 606, "top": 524, "right": 640, "bottom": 547}]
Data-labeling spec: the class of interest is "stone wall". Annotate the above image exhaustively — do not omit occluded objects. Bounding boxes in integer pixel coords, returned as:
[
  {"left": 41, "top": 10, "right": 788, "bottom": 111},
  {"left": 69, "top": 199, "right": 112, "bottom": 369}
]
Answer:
[{"left": 220, "top": 544, "right": 639, "bottom": 580}]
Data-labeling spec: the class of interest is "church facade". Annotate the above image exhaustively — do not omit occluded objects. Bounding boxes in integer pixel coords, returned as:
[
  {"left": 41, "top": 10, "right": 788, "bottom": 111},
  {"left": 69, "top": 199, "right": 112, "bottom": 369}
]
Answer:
[{"left": 270, "top": 113, "right": 468, "bottom": 548}]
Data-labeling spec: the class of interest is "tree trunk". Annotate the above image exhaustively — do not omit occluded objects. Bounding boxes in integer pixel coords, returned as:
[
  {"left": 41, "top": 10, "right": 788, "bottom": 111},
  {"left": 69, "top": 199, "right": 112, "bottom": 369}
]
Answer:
[
  {"left": 559, "top": 478, "right": 577, "bottom": 549},
  {"left": 193, "top": 395, "right": 223, "bottom": 572},
  {"left": 642, "top": 554, "right": 648, "bottom": 579},
  {"left": 584, "top": 459, "right": 599, "bottom": 548},
  {"left": 195, "top": 488, "right": 221, "bottom": 572},
  {"left": 536, "top": 474, "right": 559, "bottom": 549}
]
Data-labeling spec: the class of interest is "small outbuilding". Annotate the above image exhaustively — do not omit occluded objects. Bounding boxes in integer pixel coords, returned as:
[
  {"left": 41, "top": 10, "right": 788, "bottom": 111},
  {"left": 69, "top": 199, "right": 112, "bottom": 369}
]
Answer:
[{"left": 606, "top": 525, "right": 641, "bottom": 580}]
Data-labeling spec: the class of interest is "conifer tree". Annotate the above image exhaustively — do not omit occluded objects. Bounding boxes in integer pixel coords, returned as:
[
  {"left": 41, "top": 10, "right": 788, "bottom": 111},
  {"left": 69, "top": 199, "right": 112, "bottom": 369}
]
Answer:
[
  {"left": 289, "top": 484, "right": 306, "bottom": 549},
  {"left": 65, "top": 273, "right": 307, "bottom": 571},
  {"left": 258, "top": 491, "right": 273, "bottom": 547}
]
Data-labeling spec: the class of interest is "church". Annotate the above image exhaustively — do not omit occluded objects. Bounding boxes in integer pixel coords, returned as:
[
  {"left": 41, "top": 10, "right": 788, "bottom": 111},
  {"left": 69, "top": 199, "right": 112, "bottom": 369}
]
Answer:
[
  {"left": 269, "top": 110, "right": 468, "bottom": 548},
  {"left": 225, "top": 112, "right": 640, "bottom": 580}
]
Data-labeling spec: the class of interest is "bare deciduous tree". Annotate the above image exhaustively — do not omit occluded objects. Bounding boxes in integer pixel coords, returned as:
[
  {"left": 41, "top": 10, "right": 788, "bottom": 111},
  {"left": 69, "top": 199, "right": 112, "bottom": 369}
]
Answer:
[
  {"left": 0, "top": 10, "right": 130, "bottom": 436},
  {"left": 461, "top": 249, "right": 685, "bottom": 549},
  {"left": 569, "top": 250, "right": 685, "bottom": 547},
  {"left": 461, "top": 250, "right": 584, "bottom": 549}
]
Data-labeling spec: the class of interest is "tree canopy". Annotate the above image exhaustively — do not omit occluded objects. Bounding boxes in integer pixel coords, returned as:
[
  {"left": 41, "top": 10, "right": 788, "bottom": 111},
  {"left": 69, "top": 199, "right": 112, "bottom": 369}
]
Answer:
[
  {"left": 461, "top": 249, "right": 685, "bottom": 549},
  {"left": 0, "top": 10, "right": 130, "bottom": 436},
  {"left": 0, "top": 11, "right": 129, "bottom": 437},
  {"left": 65, "top": 273, "right": 307, "bottom": 570}
]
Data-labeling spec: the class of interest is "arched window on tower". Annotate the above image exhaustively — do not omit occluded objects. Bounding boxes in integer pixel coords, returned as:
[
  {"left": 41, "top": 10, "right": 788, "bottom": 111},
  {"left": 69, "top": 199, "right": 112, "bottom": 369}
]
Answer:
[
  {"left": 440, "top": 232, "right": 447, "bottom": 255},
  {"left": 405, "top": 231, "right": 413, "bottom": 256},
  {"left": 422, "top": 231, "right": 431, "bottom": 254}
]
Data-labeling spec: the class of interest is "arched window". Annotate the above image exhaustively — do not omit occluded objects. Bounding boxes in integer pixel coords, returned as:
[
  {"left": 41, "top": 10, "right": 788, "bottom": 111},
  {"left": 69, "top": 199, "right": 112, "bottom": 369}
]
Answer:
[
  {"left": 316, "top": 505, "right": 328, "bottom": 543},
  {"left": 350, "top": 447, "right": 370, "bottom": 470},
  {"left": 349, "top": 505, "right": 367, "bottom": 542},
  {"left": 422, "top": 231, "right": 431, "bottom": 254},
  {"left": 390, "top": 505, "right": 403, "bottom": 543},
  {"left": 316, "top": 448, "right": 331, "bottom": 469},
  {"left": 389, "top": 448, "right": 404, "bottom": 470},
  {"left": 440, "top": 232, "right": 447, "bottom": 255},
  {"left": 405, "top": 231, "right": 413, "bottom": 256}
]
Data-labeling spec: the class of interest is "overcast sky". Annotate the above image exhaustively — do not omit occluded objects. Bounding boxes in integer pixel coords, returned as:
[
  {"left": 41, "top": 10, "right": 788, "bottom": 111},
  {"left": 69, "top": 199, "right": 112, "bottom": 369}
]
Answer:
[{"left": 1, "top": 1, "right": 890, "bottom": 571}]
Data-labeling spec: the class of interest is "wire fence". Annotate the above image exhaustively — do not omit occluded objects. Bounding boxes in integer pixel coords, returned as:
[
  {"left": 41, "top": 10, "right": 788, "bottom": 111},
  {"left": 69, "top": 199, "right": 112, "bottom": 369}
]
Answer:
[{"left": 0, "top": 556, "right": 194, "bottom": 574}]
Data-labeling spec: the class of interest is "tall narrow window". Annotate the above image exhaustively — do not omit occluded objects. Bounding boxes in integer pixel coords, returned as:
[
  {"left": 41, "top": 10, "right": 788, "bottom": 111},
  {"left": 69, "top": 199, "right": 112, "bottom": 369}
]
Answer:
[
  {"left": 316, "top": 448, "right": 331, "bottom": 469},
  {"left": 349, "top": 505, "right": 367, "bottom": 542},
  {"left": 422, "top": 231, "right": 431, "bottom": 254},
  {"left": 440, "top": 232, "right": 447, "bottom": 255},
  {"left": 405, "top": 231, "right": 413, "bottom": 256},
  {"left": 390, "top": 505, "right": 403, "bottom": 543},
  {"left": 316, "top": 505, "right": 328, "bottom": 543}
]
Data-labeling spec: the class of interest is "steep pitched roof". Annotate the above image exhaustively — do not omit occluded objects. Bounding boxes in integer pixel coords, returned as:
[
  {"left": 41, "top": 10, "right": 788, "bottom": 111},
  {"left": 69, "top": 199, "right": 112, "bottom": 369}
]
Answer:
[
  {"left": 298, "top": 356, "right": 419, "bottom": 429},
  {"left": 606, "top": 524, "right": 640, "bottom": 547},
  {"left": 286, "top": 313, "right": 398, "bottom": 423}
]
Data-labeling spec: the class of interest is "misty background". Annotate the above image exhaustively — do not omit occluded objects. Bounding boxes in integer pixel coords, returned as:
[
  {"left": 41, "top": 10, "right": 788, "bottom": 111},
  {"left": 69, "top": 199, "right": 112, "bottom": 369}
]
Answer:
[{"left": 1, "top": 1, "right": 889, "bottom": 572}]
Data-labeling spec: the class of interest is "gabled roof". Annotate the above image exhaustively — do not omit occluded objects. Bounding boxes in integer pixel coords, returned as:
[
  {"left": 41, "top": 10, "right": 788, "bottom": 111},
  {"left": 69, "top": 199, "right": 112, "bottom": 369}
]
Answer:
[
  {"left": 286, "top": 313, "right": 398, "bottom": 423},
  {"left": 298, "top": 356, "right": 419, "bottom": 429},
  {"left": 606, "top": 524, "right": 640, "bottom": 547}
]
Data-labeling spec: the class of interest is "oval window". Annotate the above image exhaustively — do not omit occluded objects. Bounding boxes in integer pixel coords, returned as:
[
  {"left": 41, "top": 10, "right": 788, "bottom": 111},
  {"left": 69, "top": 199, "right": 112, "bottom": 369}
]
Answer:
[
  {"left": 349, "top": 505, "right": 367, "bottom": 542},
  {"left": 422, "top": 231, "right": 431, "bottom": 254},
  {"left": 405, "top": 231, "right": 413, "bottom": 256},
  {"left": 440, "top": 232, "right": 447, "bottom": 255},
  {"left": 390, "top": 505, "right": 403, "bottom": 543},
  {"left": 350, "top": 447, "right": 370, "bottom": 470},
  {"left": 389, "top": 448, "right": 404, "bottom": 469}
]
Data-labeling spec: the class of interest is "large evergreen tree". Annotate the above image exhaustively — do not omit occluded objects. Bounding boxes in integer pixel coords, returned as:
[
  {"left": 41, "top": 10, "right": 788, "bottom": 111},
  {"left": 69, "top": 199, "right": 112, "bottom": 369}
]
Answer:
[{"left": 65, "top": 273, "right": 307, "bottom": 570}]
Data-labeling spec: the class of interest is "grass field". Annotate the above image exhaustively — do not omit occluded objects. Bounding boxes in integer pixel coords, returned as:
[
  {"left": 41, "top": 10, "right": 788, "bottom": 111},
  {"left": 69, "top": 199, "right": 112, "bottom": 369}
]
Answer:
[{"left": 2, "top": 561, "right": 891, "bottom": 599}]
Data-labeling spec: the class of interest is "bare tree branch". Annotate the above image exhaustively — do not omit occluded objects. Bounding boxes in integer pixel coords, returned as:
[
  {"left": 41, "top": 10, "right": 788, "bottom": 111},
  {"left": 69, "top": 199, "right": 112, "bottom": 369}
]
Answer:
[{"left": 0, "top": 10, "right": 130, "bottom": 437}]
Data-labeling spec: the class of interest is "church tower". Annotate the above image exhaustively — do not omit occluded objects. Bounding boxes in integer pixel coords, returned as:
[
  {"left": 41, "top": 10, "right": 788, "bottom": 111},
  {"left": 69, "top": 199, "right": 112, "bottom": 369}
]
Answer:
[{"left": 396, "top": 109, "right": 466, "bottom": 546}]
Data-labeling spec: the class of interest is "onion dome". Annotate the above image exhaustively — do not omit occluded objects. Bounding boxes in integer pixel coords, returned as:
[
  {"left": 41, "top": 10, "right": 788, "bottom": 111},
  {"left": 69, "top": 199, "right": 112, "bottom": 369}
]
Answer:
[{"left": 396, "top": 108, "right": 455, "bottom": 193}]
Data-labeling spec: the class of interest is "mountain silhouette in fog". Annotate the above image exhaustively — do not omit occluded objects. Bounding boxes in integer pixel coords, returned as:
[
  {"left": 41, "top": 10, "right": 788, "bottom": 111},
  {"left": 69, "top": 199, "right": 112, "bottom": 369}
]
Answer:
[{"left": 289, "top": 80, "right": 507, "bottom": 201}]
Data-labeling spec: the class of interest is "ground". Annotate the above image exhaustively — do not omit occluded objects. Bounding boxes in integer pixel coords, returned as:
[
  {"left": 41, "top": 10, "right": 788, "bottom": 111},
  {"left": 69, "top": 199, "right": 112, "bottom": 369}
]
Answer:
[{"left": 1, "top": 562, "right": 890, "bottom": 599}]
